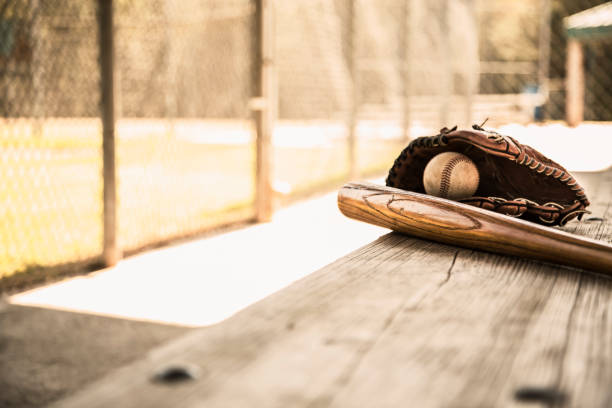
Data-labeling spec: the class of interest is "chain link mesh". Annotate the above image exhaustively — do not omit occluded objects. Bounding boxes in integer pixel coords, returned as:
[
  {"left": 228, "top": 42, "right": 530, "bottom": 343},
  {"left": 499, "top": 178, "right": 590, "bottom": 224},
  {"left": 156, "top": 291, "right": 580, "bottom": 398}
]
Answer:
[
  {"left": 272, "top": 0, "right": 351, "bottom": 198},
  {"left": 1, "top": 0, "right": 103, "bottom": 280},
  {"left": 478, "top": 0, "right": 612, "bottom": 122},
  {"left": 2, "top": 0, "right": 612, "bottom": 283},
  {"left": 114, "top": 0, "right": 255, "bottom": 252},
  {"left": 547, "top": 0, "right": 612, "bottom": 120}
]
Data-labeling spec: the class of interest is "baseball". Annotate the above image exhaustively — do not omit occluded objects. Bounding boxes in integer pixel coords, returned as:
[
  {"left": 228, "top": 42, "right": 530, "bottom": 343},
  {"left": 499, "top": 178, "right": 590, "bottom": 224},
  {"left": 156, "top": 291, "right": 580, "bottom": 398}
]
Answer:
[{"left": 423, "top": 152, "right": 479, "bottom": 200}]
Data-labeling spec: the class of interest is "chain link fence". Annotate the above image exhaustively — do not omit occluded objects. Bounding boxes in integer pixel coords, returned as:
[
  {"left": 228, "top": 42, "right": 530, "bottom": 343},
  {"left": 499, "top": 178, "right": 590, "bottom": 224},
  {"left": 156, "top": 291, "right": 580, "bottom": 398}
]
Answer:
[
  {"left": 548, "top": 0, "right": 612, "bottom": 121},
  {"left": 1, "top": 0, "right": 103, "bottom": 283},
  {"left": 2, "top": 0, "right": 612, "bottom": 286},
  {"left": 114, "top": 0, "right": 256, "bottom": 252},
  {"left": 1, "top": 0, "right": 258, "bottom": 286},
  {"left": 478, "top": 0, "right": 612, "bottom": 122}
]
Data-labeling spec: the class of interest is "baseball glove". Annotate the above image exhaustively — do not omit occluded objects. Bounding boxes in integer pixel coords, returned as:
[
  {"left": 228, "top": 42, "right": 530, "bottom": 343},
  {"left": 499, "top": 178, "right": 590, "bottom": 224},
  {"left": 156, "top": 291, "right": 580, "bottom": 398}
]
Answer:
[{"left": 386, "top": 124, "right": 590, "bottom": 226}]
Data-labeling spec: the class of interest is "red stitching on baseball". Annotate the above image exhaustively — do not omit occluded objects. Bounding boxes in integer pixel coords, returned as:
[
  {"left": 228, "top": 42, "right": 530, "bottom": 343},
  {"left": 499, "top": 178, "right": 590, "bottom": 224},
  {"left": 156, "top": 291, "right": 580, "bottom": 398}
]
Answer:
[{"left": 439, "top": 156, "right": 474, "bottom": 198}]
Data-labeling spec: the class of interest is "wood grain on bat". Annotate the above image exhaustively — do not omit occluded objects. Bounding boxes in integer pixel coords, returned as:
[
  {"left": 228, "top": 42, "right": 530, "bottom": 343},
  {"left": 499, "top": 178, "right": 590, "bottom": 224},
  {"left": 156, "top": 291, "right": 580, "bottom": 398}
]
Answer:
[{"left": 338, "top": 182, "right": 612, "bottom": 275}]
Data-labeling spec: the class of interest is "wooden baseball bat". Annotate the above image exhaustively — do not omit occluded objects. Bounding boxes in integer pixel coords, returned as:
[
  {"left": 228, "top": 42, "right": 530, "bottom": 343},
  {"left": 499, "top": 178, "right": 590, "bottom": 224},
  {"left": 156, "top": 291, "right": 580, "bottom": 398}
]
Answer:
[{"left": 338, "top": 182, "right": 612, "bottom": 275}]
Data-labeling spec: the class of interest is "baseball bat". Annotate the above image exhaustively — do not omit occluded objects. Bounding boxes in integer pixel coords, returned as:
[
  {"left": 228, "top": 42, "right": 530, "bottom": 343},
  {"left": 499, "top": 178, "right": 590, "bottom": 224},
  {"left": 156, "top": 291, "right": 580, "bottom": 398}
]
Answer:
[{"left": 337, "top": 182, "right": 612, "bottom": 275}]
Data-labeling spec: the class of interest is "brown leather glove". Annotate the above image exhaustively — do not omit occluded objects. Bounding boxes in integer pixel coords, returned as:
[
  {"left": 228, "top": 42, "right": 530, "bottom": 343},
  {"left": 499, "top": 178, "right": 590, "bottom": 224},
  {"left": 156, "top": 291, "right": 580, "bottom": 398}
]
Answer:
[{"left": 386, "top": 124, "right": 590, "bottom": 226}]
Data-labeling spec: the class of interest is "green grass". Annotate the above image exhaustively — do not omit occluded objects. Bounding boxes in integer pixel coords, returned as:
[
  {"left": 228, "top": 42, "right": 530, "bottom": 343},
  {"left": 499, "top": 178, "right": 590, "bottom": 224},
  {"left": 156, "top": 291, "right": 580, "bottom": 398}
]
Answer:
[{"left": 1, "top": 122, "right": 404, "bottom": 281}]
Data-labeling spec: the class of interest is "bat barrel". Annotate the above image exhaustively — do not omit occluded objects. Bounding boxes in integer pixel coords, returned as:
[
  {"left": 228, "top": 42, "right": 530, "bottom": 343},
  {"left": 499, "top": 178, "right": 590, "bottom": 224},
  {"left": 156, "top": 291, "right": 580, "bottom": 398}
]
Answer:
[{"left": 338, "top": 182, "right": 612, "bottom": 275}]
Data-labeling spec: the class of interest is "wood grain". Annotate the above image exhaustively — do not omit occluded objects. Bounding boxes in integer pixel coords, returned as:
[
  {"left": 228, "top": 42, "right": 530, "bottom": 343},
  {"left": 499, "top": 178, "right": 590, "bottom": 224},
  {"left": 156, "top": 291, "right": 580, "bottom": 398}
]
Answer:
[
  {"left": 52, "top": 235, "right": 459, "bottom": 408},
  {"left": 551, "top": 170, "right": 612, "bottom": 407},
  {"left": 52, "top": 169, "right": 612, "bottom": 408},
  {"left": 337, "top": 181, "right": 612, "bottom": 275}
]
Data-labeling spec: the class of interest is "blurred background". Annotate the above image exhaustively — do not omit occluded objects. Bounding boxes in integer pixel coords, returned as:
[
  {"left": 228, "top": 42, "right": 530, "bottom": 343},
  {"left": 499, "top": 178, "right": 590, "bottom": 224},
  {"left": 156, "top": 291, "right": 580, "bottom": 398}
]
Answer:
[{"left": 1, "top": 0, "right": 612, "bottom": 288}]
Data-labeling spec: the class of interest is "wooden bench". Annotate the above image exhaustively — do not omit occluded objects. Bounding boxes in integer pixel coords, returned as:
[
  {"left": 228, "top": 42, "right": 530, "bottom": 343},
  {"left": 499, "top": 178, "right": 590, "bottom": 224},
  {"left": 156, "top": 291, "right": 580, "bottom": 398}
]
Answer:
[{"left": 54, "top": 168, "right": 612, "bottom": 408}]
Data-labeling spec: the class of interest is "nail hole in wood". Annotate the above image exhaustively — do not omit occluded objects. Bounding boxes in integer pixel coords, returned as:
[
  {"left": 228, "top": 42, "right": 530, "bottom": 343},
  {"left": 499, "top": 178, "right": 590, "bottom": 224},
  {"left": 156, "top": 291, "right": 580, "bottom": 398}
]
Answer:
[
  {"left": 514, "top": 386, "right": 566, "bottom": 404},
  {"left": 152, "top": 364, "right": 199, "bottom": 384}
]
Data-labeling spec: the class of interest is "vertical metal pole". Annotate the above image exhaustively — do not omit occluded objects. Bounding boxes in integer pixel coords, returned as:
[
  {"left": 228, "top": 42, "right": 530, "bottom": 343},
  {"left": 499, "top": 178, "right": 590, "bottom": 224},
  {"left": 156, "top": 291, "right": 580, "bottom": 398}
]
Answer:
[
  {"left": 99, "top": 0, "right": 120, "bottom": 265},
  {"left": 464, "top": 0, "right": 476, "bottom": 127},
  {"left": 439, "top": 0, "right": 451, "bottom": 127},
  {"left": 537, "top": 0, "right": 551, "bottom": 109},
  {"left": 347, "top": 0, "right": 358, "bottom": 180},
  {"left": 400, "top": 0, "right": 412, "bottom": 142},
  {"left": 254, "top": 0, "right": 274, "bottom": 222},
  {"left": 30, "top": 0, "right": 44, "bottom": 135},
  {"left": 164, "top": 0, "right": 176, "bottom": 133}
]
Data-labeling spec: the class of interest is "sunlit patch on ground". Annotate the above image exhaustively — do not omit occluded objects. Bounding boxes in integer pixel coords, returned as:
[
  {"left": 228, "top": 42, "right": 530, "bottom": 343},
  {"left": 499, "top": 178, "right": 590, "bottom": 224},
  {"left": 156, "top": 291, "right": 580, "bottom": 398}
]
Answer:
[{"left": 10, "top": 186, "right": 386, "bottom": 327}]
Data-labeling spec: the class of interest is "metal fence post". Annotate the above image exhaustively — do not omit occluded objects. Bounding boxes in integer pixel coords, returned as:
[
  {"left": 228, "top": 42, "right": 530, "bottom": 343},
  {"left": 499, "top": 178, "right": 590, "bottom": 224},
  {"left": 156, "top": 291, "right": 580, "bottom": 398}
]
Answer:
[
  {"left": 30, "top": 0, "right": 44, "bottom": 134},
  {"left": 400, "top": 0, "right": 412, "bottom": 143},
  {"left": 464, "top": 0, "right": 476, "bottom": 127},
  {"left": 254, "top": 0, "right": 275, "bottom": 222},
  {"left": 347, "top": 0, "right": 358, "bottom": 180},
  {"left": 99, "top": 0, "right": 120, "bottom": 265},
  {"left": 538, "top": 0, "right": 551, "bottom": 109},
  {"left": 439, "top": 0, "right": 451, "bottom": 127}
]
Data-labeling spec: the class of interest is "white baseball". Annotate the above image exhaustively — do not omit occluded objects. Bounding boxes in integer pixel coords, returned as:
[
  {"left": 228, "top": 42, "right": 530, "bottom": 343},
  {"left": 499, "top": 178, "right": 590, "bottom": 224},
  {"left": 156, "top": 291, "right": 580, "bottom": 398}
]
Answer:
[{"left": 423, "top": 152, "right": 479, "bottom": 200}]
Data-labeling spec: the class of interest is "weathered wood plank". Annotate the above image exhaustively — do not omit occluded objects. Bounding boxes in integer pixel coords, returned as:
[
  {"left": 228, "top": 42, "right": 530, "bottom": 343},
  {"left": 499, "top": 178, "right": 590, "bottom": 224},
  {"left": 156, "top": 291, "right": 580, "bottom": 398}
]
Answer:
[
  {"left": 558, "top": 273, "right": 612, "bottom": 408},
  {"left": 53, "top": 235, "right": 459, "bottom": 408},
  {"left": 328, "top": 254, "right": 585, "bottom": 408},
  {"left": 563, "top": 170, "right": 612, "bottom": 244},
  {"left": 503, "top": 170, "right": 612, "bottom": 408},
  {"left": 54, "top": 169, "right": 612, "bottom": 408},
  {"left": 555, "top": 170, "right": 612, "bottom": 407},
  {"left": 328, "top": 170, "right": 612, "bottom": 408},
  {"left": 498, "top": 271, "right": 584, "bottom": 408}
]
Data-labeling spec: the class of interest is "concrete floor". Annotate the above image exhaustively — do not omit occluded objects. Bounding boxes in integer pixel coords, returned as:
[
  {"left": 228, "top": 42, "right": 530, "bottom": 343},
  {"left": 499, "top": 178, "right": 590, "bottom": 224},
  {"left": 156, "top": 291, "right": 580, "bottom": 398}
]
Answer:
[
  {"left": 2, "top": 185, "right": 386, "bottom": 407},
  {"left": 10, "top": 186, "right": 386, "bottom": 327},
  {"left": 0, "top": 301, "right": 189, "bottom": 408}
]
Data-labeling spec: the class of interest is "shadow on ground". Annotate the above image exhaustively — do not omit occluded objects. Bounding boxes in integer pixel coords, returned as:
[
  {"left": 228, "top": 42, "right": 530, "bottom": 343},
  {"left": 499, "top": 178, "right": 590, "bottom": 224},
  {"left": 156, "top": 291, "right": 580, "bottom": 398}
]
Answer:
[{"left": 0, "top": 300, "right": 190, "bottom": 408}]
